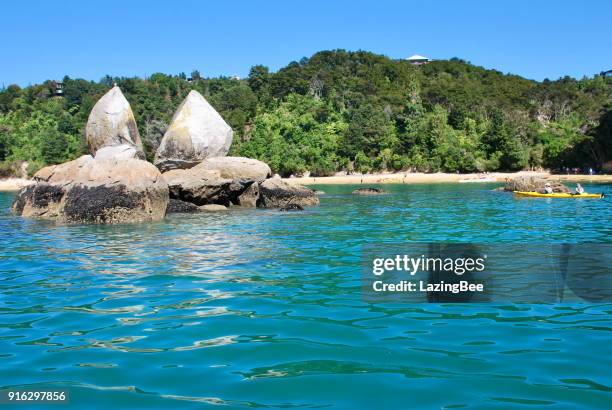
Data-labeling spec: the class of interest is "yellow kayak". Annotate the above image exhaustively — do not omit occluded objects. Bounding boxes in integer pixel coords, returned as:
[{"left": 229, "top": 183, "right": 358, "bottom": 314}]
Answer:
[{"left": 514, "top": 191, "right": 604, "bottom": 199}]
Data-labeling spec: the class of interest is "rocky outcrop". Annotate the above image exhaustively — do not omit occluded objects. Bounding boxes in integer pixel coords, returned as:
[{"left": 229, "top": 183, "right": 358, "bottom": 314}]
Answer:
[
  {"left": 196, "top": 157, "right": 271, "bottom": 181},
  {"left": 162, "top": 167, "right": 243, "bottom": 206},
  {"left": 154, "top": 90, "right": 233, "bottom": 172},
  {"left": 13, "top": 156, "right": 168, "bottom": 224},
  {"left": 95, "top": 144, "right": 144, "bottom": 160},
  {"left": 504, "top": 176, "right": 570, "bottom": 193},
  {"left": 85, "top": 86, "right": 144, "bottom": 157},
  {"left": 352, "top": 187, "right": 386, "bottom": 195},
  {"left": 161, "top": 157, "right": 269, "bottom": 207},
  {"left": 258, "top": 176, "right": 319, "bottom": 208},
  {"left": 162, "top": 165, "right": 317, "bottom": 209}
]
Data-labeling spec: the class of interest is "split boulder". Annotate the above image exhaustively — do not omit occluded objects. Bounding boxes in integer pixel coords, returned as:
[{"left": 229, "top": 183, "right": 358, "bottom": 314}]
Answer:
[
  {"left": 85, "top": 86, "right": 144, "bottom": 157},
  {"left": 154, "top": 90, "right": 233, "bottom": 172}
]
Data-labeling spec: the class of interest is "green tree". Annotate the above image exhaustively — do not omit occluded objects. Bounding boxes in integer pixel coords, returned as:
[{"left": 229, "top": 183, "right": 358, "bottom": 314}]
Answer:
[
  {"left": 354, "top": 151, "right": 373, "bottom": 173},
  {"left": 41, "top": 129, "right": 69, "bottom": 164},
  {"left": 342, "top": 103, "right": 397, "bottom": 159}
]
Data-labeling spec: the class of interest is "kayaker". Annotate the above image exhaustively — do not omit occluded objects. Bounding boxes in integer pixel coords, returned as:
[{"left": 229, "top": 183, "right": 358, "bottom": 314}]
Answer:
[
  {"left": 544, "top": 183, "right": 553, "bottom": 194},
  {"left": 575, "top": 183, "right": 584, "bottom": 195}
]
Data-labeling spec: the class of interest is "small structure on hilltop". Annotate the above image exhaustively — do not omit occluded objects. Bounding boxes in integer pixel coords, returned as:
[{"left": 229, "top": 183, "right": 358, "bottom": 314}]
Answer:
[
  {"left": 406, "top": 54, "right": 431, "bottom": 65},
  {"left": 53, "top": 81, "right": 64, "bottom": 97}
]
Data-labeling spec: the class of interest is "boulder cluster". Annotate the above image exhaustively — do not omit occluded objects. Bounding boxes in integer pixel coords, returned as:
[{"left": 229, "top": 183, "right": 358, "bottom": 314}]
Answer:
[{"left": 12, "top": 87, "right": 317, "bottom": 224}]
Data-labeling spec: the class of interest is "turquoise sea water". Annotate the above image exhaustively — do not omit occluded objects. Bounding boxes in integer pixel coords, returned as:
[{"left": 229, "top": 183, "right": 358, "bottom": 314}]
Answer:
[{"left": 1, "top": 183, "right": 611, "bottom": 409}]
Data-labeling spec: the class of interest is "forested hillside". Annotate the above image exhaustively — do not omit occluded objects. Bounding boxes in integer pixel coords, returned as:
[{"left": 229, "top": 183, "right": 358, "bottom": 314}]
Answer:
[{"left": 1, "top": 50, "right": 610, "bottom": 177}]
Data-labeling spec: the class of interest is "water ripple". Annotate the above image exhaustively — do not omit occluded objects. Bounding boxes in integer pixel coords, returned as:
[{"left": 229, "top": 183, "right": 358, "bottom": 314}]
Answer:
[{"left": 1, "top": 184, "right": 611, "bottom": 409}]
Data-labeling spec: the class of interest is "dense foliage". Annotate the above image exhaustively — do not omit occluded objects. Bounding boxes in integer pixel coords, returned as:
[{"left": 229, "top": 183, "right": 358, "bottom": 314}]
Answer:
[{"left": 1, "top": 50, "right": 610, "bottom": 177}]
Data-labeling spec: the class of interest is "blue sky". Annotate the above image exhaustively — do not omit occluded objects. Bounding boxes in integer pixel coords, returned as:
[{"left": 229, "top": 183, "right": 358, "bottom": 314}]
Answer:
[{"left": 1, "top": 0, "right": 610, "bottom": 86}]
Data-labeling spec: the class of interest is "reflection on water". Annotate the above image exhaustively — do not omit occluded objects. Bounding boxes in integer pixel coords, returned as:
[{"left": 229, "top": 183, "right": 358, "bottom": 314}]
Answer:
[{"left": 0, "top": 184, "right": 611, "bottom": 409}]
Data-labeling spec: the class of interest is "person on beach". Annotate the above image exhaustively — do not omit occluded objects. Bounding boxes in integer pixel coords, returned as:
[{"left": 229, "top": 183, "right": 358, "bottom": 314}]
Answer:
[{"left": 575, "top": 183, "right": 584, "bottom": 195}]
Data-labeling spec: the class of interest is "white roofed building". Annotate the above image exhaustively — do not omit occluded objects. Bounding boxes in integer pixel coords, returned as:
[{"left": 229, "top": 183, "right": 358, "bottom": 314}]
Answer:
[{"left": 406, "top": 54, "right": 431, "bottom": 65}]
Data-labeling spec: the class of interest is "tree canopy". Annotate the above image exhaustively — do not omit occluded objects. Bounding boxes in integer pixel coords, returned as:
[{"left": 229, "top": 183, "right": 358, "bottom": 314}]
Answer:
[{"left": 0, "top": 50, "right": 610, "bottom": 176}]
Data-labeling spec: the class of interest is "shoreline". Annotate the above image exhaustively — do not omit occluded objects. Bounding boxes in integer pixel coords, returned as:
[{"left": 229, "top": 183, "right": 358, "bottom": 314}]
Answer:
[
  {"left": 3, "top": 171, "right": 611, "bottom": 192},
  {"left": 283, "top": 171, "right": 612, "bottom": 185}
]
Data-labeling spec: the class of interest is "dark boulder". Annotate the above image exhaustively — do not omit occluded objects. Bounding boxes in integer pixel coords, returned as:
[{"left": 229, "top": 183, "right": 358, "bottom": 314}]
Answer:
[
  {"left": 352, "top": 187, "right": 386, "bottom": 195},
  {"left": 162, "top": 168, "right": 245, "bottom": 206},
  {"left": 166, "top": 199, "right": 201, "bottom": 214}
]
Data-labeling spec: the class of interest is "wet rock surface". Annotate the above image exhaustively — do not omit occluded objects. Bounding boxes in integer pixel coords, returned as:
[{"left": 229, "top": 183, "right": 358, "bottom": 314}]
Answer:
[{"left": 166, "top": 198, "right": 201, "bottom": 214}]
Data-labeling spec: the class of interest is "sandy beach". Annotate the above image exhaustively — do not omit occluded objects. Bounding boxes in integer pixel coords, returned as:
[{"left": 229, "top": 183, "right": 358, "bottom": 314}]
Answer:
[
  {"left": 283, "top": 171, "right": 612, "bottom": 185},
  {"left": 0, "top": 178, "right": 34, "bottom": 191}
]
